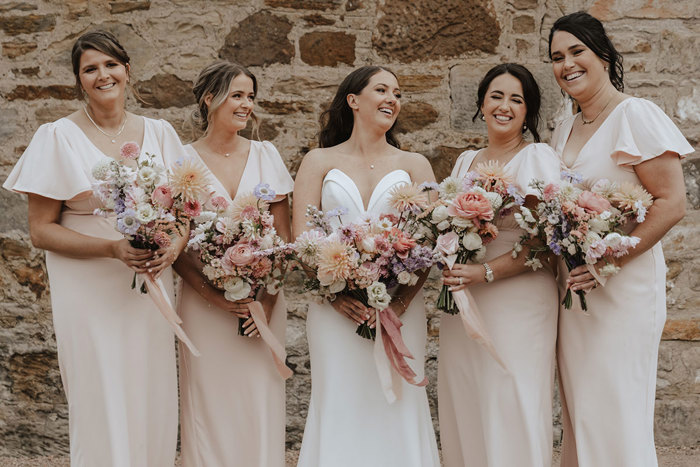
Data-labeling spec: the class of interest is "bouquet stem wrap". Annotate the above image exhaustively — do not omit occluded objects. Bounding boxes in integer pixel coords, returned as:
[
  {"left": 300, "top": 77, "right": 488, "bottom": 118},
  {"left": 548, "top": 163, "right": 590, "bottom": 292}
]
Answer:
[
  {"left": 143, "top": 275, "right": 200, "bottom": 356},
  {"left": 444, "top": 263, "right": 508, "bottom": 372},
  {"left": 373, "top": 307, "right": 427, "bottom": 404},
  {"left": 246, "top": 301, "right": 293, "bottom": 380}
]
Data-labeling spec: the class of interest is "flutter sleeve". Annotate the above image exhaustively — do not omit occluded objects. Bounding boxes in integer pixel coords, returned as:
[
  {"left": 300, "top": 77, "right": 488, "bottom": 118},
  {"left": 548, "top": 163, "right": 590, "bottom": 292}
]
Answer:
[
  {"left": 2, "top": 120, "right": 93, "bottom": 200},
  {"left": 255, "top": 141, "right": 294, "bottom": 201},
  {"left": 153, "top": 119, "right": 192, "bottom": 167},
  {"left": 511, "top": 144, "right": 562, "bottom": 197},
  {"left": 450, "top": 150, "right": 477, "bottom": 179},
  {"left": 609, "top": 98, "right": 694, "bottom": 166}
]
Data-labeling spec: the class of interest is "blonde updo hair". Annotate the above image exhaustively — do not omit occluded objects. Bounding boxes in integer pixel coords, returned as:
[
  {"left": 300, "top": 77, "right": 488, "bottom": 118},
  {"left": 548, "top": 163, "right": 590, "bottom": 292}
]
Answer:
[{"left": 190, "top": 61, "right": 259, "bottom": 140}]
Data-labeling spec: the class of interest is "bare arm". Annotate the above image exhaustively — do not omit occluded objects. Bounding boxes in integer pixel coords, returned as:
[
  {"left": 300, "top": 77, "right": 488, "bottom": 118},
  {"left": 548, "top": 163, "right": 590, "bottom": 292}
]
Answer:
[
  {"left": 28, "top": 193, "right": 152, "bottom": 271},
  {"left": 568, "top": 152, "right": 686, "bottom": 292},
  {"left": 291, "top": 150, "right": 327, "bottom": 239}
]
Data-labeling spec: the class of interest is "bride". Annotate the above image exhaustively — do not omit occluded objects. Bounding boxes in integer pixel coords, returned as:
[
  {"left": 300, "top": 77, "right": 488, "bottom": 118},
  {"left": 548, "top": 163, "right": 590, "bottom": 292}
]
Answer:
[{"left": 292, "top": 66, "right": 440, "bottom": 467}]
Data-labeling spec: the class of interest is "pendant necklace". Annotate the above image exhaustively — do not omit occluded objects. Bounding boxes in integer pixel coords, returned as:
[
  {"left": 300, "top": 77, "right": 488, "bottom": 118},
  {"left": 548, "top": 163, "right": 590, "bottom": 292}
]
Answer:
[
  {"left": 581, "top": 99, "right": 612, "bottom": 125},
  {"left": 84, "top": 106, "right": 127, "bottom": 143}
]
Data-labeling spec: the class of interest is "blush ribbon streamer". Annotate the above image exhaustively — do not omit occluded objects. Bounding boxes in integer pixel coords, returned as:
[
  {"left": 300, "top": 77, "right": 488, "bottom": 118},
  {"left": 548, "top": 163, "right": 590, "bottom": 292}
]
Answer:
[{"left": 246, "top": 300, "right": 293, "bottom": 380}]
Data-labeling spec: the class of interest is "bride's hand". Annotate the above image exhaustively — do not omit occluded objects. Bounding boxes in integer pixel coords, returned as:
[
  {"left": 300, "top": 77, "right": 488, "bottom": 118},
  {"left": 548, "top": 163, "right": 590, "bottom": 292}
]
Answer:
[
  {"left": 330, "top": 295, "right": 370, "bottom": 325},
  {"left": 442, "top": 264, "right": 485, "bottom": 292}
]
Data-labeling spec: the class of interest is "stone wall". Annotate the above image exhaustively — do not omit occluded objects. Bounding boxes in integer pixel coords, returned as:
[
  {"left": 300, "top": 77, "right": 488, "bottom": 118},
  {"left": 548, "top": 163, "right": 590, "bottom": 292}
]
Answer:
[{"left": 1, "top": 0, "right": 698, "bottom": 456}]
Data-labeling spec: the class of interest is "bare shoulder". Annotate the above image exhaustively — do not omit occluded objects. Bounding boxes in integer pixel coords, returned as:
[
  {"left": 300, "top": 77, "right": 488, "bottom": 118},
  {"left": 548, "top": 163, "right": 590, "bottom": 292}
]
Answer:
[
  {"left": 396, "top": 149, "right": 434, "bottom": 182},
  {"left": 297, "top": 147, "right": 334, "bottom": 177}
]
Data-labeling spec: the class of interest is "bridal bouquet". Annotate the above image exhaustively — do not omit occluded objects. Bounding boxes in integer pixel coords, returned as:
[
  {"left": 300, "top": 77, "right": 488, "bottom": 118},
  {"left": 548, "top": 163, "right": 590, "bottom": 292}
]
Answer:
[
  {"left": 431, "top": 161, "right": 520, "bottom": 314},
  {"left": 514, "top": 171, "right": 652, "bottom": 311},
  {"left": 92, "top": 142, "right": 211, "bottom": 292},
  {"left": 188, "top": 183, "right": 291, "bottom": 335},
  {"left": 294, "top": 183, "right": 437, "bottom": 340}
]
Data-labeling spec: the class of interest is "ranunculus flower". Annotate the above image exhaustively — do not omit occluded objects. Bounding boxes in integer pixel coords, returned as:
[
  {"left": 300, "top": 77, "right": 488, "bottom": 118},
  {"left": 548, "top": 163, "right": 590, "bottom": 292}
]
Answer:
[
  {"left": 431, "top": 204, "right": 449, "bottom": 223},
  {"left": 436, "top": 232, "right": 459, "bottom": 256},
  {"left": 223, "top": 277, "right": 252, "bottom": 301},
  {"left": 120, "top": 141, "right": 140, "bottom": 160},
  {"left": 578, "top": 191, "right": 611, "bottom": 214},
  {"left": 183, "top": 199, "right": 202, "bottom": 217},
  {"left": 448, "top": 192, "right": 494, "bottom": 221},
  {"left": 223, "top": 243, "right": 255, "bottom": 269},
  {"left": 152, "top": 185, "right": 174, "bottom": 208},
  {"left": 367, "top": 281, "right": 391, "bottom": 310}
]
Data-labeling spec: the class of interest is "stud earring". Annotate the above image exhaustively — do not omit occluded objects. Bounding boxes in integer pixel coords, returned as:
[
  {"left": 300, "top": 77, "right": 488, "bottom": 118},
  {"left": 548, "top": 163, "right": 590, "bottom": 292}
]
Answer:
[
  {"left": 480, "top": 114, "right": 485, "bottom": 121},
  {"left": 523, "top": 124, "right": 527, "bottom": 131}
]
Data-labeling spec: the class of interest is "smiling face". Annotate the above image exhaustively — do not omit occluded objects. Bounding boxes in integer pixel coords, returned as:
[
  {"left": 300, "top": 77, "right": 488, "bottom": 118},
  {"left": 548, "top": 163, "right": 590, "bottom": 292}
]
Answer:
[
  {"left": 349, "top": 70, "right": 401, "bottom": 131},
  {"left": 480, "top": 73, "right": 526, "bottom": 139},
  {"left": 78, "top": 48, "right": 129, "bottom": 106},
  {"left": 208, "top": 73, "right": 255, "bottom": 134},
  {"left": 550, "top": 30, "right": 610, "bottom": 100}
]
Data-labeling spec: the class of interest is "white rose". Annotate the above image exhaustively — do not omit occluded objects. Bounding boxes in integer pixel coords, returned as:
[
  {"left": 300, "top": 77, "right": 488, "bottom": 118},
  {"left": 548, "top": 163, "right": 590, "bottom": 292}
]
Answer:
[
  {"left": 437, "top": 219, "right": 450, "bottom": 231},
  {"left": 135, "top": 203, "right": 157, "bottom": 223},
  {"left": 223, "top": 277, "right": 251, "bottom": 301},
  {"left": 360, "top": 236, "right": 377, "bottom": 253},
  {"left": 451, "top": 217, "right": 473, "bottom": 229},
  {"left": 603, "top": 232, "right": 623, "bottom": 248},
  {"left": 431, "top": 205, "right": 449, "bottom": 223},
  {"left": 328, "top": 279, "right": 346, "bottom": 294},
  {"left": 367, "top": 281, "right": 391, "bottom": 310},
  {"left": 462, "top": 232, "right": 483, "bottom": 251},
  {"left": 397, "top": 270, "right": 412, "bottom": 285},
  {"left": 137, "top": 166, "right": 158, "bottom": 185}
]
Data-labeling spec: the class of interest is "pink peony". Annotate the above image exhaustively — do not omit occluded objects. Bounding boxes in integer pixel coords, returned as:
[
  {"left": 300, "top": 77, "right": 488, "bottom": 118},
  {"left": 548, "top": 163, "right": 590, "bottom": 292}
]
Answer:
[
  {"left": 448, "top": 192, "right": 494, "bottom": 221},
  {"left": 183, "top": 199, "right": 202, "bottom": 217},
  {"left": 578, "top": 191, "right": 611, "bottom": 214},
  {"left": 152, "top": 185, "right": 174, "bottom": 208},
  {"left": 390, "top": 228, "right": 416, "bottom": 258},
  {"left": 543, "top": 183, "right": 560, "bottom": 202},
  {"left": 120, "top": 141, "right": 140, "bottom": 160},
  {"left": 436, "top": 231, "right": 459, "bottom": 256},
  {"left": 223, "top": 243, "right": 255, "bottom": 271},
  {"left": 211, "top": 196, "right": 229, "bottom": 210}
]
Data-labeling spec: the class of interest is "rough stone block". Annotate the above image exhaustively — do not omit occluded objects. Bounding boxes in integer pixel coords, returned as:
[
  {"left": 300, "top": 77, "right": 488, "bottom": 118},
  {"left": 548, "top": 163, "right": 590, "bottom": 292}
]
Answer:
[
  {"left": 513, "top": 15, "right": 536, "bottom": 34},
  {"left": 4, "top": 85, "right": 76, "bottom": 101},
  {"left": 2, "top": 40, "right": 36, "bottom": 58},
  {"left": 265, "top": 0, "right": 342, "bottom": 9},
  {"left": 396, "top": 101, "right": 439, "bottom": 133},
  {"left": 590, "top": 0, "right": 697, "bottom": 21},
  {"left": 397, "top": 74, "right": 443, "bottom": 92},
  {"left": 663, "top": 319, "right": 700, "bottom": 341},
  {"left": 219, "top": 12, "right": 294, "bottom": 66},
  {"left": 134, "top": 74, "right": 194, "bottom": 108},
  {"left": 0, "top": 2, "right": 37, "bottom": 12},
  {"left": 109, "top": 1, "right": 151, "bottom": 14},
  {"left": 299, "top": 31, "right": 355, "bottom": 67},
  {"left": 0, "top": 14, "right": 55, "bottom": 36},
  {"left": 373, "top": 0, "right": 500, "bottom": 62}
]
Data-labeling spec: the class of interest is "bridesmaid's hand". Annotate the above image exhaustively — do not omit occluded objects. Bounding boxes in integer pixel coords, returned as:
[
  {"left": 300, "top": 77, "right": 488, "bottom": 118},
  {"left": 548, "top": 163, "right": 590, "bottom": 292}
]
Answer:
[
  {"left": 241, "top": 294, "right": 275, "bottom": 338},
  {"left": 442, "top": 264, "right": 485, "bottom": 292},
  {"left": 330, "top": 295, "right": 370, "bottom": 326},
  {"left": 112, "top": 239, "right": 153, "bottom": 273},
  {"left": 145, "top": 246, "right": 178, "bottom": 279},
  {"left": 566, "top": 264, "right": 599, "bottom": 293}
]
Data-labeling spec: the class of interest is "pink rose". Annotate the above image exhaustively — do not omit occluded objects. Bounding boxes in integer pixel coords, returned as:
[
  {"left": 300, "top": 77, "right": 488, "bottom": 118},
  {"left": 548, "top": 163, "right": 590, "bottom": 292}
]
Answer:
[
  {"left": 222, "top": 243, "right": 255, "bottom": 271},
  {"left": 448, "top": 192, "right": 494, "bottom": 221},
  {"left": 183, "top": 199, "right": 202, "bottom": 217},
  {"left": 543, "top": 183, "right": 560, "bottom": 202},
  {"left": 211, "top": 196, "right": 229, "bottom": 210},
  {"left": 152, "top": 185, "right": 174, "bottom": 208},
  {"left": 390, "top": 228, "right": 416, "bottom": 258},
  {"left": 120, "top": 141, "right": 140, "bottom": 160},
  {"left": 436, "top": 232, "right": 459, "bottom": 256},
  {"left": 578, "top": 191, "right": 611, "bottom": 214}
]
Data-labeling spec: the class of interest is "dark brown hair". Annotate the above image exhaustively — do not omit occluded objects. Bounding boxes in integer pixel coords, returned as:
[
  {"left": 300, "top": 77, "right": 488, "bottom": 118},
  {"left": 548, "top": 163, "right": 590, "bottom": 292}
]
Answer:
[
  {"left": 318, "top": 66, "right": 400, "bottom": 149},
  {"left": 472, "top": 63, "right": 542, "bottom": 142},
  {"left": 71, "top": 30, "right": 131, "bottom": 99}
]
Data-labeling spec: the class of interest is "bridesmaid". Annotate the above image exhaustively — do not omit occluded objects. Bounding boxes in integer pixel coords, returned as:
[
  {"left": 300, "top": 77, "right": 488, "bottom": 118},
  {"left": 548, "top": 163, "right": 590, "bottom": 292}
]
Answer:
[
  {"left": 548, "top": 12, "right": 692, "bottom": 466},
  {"left": 173, "top": 61, "right": 293, "bottom": 467},
  {"left": 3, "top": 31, "right": 187, "bottom": 466},
  {"left": 293, "top": 66, "right": 440, "bottom": 467},
  {"left": 439, "top": 63, "right": 561, "bottom": 466}
]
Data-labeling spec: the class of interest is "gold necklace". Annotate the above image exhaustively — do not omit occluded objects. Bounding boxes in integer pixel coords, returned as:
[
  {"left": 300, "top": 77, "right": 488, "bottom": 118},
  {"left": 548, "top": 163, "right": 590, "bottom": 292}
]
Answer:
[
  {"left": 83, "top": 106, "right": 127, "bottom": 143},
  {"left": 581, "top": 99, "right": 612, "bottom": 125}
]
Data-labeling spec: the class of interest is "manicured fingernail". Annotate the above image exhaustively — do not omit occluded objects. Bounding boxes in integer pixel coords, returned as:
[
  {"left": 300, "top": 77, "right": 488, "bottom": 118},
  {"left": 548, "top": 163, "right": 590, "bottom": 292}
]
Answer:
[{"left": 145, "top": 262, "right": 150, "bottom": 267}]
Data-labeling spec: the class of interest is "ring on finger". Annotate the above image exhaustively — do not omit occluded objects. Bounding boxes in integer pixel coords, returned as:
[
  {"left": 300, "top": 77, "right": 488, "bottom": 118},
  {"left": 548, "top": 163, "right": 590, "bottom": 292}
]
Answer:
[{"left": 458, "top": 277, "right": 463, "bottom": 285}]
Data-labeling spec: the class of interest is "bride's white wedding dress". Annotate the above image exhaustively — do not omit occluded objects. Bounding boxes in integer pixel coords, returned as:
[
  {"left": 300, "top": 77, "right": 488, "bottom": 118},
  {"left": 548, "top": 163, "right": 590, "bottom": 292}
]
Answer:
[{"left": 297, "top": 168, "right": 440, "bottom": 467}]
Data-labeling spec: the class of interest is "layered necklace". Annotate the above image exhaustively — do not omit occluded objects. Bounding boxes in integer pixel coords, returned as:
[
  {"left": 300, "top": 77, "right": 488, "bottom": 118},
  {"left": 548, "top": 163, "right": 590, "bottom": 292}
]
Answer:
[{"left": 83, "top": 105, "right": 127, "bottom": 143}]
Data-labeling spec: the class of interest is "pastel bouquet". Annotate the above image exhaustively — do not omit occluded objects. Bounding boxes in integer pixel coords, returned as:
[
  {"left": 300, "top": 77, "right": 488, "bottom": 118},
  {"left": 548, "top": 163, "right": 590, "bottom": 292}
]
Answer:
[
  {"left": 92, "top": 142, "right": 211, "bottom": 292},
  {"left": 294, "top": 183, "right": 436, "bottom": 340},
  {"left": 431, "top": 161, "right": 520, "bottom": 314},
  {"left": 514, "top": 171, "right": 652, "bottom": 311},
  {"left": 188, "top": 183, "right": 291, "bottom": 335}
]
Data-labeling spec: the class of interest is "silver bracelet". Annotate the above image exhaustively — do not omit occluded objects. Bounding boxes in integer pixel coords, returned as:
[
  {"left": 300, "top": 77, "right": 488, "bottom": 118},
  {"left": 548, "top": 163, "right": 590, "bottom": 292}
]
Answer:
[{"left": 483, "top": 262, "right": 494, "bottom": 283}]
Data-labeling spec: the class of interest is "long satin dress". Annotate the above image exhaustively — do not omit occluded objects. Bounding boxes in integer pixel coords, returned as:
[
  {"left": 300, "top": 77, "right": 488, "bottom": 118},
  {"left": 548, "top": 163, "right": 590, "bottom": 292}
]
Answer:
[
  {"left": 177, "top": 140, "right": 294, "bottom": 467},
  {"left": 297, "top": 168, "right": 440, "bottom": 467},
  {"left": 437, "top": 143, "right": 561, "bottom": 467},
  {"left": 3, "top": 117, "right": 187, "bottom": 466},
  {"left": 550, "top": 97, "right": 694, "bottom": 467}
]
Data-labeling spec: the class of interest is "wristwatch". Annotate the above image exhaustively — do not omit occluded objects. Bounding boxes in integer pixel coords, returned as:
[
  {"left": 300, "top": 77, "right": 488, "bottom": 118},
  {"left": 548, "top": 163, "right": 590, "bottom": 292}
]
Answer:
[{"left": 483, "top": 262, "right": 494, "bottom": 283}]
